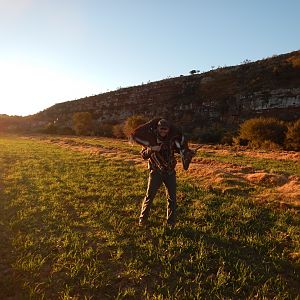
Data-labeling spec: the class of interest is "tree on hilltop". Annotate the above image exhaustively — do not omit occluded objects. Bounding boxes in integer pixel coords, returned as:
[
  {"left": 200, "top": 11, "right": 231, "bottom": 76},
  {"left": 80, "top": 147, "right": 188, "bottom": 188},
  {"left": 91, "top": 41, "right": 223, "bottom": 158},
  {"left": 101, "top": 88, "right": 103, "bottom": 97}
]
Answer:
[{"left": 189, "top": 69, "right": 200, "bottom": 75}]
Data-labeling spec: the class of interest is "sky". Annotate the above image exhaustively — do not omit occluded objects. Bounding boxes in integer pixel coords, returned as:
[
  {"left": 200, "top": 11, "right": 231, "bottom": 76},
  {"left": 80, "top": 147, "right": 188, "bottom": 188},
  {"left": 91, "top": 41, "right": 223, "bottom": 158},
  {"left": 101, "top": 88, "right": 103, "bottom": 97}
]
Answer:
[{"left": 0, "top": 0, "right": 299, "bottom": 116}]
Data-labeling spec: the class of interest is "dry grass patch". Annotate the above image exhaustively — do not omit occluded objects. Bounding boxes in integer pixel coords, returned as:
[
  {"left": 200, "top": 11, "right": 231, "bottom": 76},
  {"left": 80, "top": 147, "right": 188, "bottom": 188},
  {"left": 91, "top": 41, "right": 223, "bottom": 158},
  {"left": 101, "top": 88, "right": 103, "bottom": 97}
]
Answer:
[{"left": 194, "top": 144, "right": 300, "bottom": 161}]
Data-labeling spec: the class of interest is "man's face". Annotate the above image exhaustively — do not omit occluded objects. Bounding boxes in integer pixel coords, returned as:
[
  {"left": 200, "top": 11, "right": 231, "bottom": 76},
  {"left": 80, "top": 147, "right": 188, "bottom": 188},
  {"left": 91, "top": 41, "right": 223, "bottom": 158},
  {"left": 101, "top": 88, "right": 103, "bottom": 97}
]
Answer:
[{"left": 158, "top": 126, "right": 169, "bottom": 137}]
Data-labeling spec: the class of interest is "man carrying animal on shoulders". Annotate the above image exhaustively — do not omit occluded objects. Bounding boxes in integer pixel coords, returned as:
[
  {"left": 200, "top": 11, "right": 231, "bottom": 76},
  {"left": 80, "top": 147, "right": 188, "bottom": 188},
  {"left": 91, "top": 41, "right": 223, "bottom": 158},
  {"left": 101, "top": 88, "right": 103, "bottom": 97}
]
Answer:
[{"left": 130, "top": 118, "right": 196, "bottom": 228}]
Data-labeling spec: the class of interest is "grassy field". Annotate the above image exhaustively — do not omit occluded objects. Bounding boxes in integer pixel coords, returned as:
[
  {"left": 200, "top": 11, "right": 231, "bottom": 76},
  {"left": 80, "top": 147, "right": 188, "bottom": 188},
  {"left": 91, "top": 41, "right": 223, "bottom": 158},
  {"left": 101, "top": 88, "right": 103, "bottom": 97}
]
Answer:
[
  {"left": 0, "top": 136, "right": 299, "bottom": 299},
  {"left": 196, "top": 150, "right": 300, "bottom": 177}
]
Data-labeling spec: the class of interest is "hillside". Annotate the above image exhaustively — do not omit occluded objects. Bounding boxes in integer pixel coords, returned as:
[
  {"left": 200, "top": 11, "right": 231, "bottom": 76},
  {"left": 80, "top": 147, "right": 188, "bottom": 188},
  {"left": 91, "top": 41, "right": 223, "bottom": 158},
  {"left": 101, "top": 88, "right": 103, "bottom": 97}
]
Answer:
[{"left": 22, "top": 50, "right": 300, "bottom": 132}]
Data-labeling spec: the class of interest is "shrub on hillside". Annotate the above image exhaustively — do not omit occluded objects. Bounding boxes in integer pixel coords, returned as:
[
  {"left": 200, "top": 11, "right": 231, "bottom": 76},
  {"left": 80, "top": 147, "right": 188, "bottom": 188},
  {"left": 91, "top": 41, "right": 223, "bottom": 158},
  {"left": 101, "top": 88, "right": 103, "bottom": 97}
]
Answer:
[
  {"left": 238, "top": 117, "right": 287, "bottom": 148},
  {"left": 57, "top": 126, "right": 75, "bottom": 135},
  {"left": 285, "top": 118, "right": 300, "bottom": 151},
  {"left": 97, "top": 123, "right": 113, "bottom": 137},
  {"left": 112, "top": 124, "right": 125, "bottom": 139},
  {"left": 200, "top": 130, "right": 223, "bottom": 144},
  {"left": 123, "top": 115, "right": 148, "bottom": 137},
  {"left": 72, "top": 112, "right": 94, "bottom": 135},
  {"left": 192, "top": 126, "right": 224, "bottom": 144},
  {"left": 233, "top": 136, "right": 249, "bottom": 146},
  {"left": 42, "top": 123, "right": 58, "bottom": 134},
  {"left": 220, "top": 132, "right": 234, "bottom": 145}
]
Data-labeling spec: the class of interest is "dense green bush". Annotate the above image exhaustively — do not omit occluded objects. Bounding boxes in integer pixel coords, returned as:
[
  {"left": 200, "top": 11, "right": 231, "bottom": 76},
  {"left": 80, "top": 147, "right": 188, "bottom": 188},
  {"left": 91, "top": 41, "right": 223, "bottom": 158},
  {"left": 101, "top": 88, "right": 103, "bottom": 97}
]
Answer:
[
  {"left": 192, "top": 126, "right": 225, "bottom": 144},
  {"left": 238, "top": 117, "right": 287, "bottom": 148},
  {"left": 42, "top": 123, "right": 58, "bottom": 134},
  {"left": 57, "top": 126, "right": 75, "bottom": 135},
  {"left": 41, "top": 124, "right": 74, "bottom": 135},
  {"left": 285, "top": 118, "right": 300, "bottom": 151}
]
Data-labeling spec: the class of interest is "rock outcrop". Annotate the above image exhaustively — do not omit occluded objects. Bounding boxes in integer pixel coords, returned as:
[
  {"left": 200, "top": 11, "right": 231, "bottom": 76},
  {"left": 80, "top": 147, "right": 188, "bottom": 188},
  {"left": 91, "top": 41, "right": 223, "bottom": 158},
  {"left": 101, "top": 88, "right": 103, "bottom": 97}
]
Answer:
[{"left": 30, "top": 50, "right": 300, "bottom": 131}]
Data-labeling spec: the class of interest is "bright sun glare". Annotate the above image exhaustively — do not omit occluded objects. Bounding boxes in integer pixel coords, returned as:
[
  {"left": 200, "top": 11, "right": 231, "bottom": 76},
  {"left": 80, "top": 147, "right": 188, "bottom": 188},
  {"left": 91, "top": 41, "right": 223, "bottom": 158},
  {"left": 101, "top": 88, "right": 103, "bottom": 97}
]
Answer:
[{"left": 0, "top": 60, "right": 100, "bottom": 116}]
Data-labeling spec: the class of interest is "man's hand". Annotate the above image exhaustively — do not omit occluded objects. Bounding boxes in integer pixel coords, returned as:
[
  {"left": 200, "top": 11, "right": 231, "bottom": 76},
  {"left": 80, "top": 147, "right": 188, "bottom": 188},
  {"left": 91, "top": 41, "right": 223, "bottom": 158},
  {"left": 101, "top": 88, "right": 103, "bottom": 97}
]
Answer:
[{"left": 150, "top": 145, "right": 162, "bottom": 151}]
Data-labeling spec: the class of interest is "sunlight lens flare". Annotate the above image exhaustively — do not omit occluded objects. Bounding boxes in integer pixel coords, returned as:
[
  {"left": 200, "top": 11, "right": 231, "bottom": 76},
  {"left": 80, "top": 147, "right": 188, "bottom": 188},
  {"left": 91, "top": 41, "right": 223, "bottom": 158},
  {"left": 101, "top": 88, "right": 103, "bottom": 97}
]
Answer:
[{"left": 0, "top": 60, "right": 100, "bottom": 116}]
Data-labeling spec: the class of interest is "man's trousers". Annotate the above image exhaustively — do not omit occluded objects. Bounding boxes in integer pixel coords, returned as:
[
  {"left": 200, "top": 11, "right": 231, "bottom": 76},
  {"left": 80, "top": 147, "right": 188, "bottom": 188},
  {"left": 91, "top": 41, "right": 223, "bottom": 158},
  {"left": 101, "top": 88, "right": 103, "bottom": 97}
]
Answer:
[{"left": 139, "top": 169, "right": 176, "bottom": 225}]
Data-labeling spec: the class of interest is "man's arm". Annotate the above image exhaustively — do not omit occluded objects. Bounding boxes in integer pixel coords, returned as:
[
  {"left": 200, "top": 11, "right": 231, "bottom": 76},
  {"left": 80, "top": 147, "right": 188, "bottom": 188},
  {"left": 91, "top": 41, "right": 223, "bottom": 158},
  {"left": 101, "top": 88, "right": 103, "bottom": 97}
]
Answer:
[
  {"left": 140, "top": 145, "right": 162, "bottom": 160},
  {"left": 140, "top": 147, "right": 152, "bottom": 160}
]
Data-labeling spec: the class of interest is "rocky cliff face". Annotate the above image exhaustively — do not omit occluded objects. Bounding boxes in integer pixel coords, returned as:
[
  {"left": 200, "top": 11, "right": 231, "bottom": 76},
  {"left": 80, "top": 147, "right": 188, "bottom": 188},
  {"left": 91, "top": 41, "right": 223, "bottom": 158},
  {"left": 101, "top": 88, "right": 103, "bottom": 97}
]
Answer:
[{"left": 31, "top": 50, "right": 300, "bottom": 131}]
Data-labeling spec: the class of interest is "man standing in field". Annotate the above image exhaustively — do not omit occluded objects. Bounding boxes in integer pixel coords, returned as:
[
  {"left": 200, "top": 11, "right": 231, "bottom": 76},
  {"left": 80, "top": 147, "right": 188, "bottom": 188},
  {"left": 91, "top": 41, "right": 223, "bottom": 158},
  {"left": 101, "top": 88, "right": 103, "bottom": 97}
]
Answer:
[{"left": 130, "top": 118, "right": 194, "bottom": 227}]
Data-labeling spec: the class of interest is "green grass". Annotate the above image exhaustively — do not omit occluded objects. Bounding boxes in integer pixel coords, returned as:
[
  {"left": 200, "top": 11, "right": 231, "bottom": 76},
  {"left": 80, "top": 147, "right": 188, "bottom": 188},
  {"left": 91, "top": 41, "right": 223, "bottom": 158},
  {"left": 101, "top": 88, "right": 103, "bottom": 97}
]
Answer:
[
  {"left": 45, "top": 135, "right": 142, "bottom": 155},
  {"left": 196, "top": 150, "right": 300, "bottom": 177},
  {"left": 0, "top": 136, "right": 299, "bottom": 299}
]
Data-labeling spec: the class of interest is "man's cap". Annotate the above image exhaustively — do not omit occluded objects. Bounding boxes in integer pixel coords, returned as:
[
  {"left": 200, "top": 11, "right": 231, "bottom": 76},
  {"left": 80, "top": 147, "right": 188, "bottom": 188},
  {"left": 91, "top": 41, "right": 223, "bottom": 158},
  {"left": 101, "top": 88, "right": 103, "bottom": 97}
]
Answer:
[{"left": 157, "top": 119, "right": 170, "bottom": 129}]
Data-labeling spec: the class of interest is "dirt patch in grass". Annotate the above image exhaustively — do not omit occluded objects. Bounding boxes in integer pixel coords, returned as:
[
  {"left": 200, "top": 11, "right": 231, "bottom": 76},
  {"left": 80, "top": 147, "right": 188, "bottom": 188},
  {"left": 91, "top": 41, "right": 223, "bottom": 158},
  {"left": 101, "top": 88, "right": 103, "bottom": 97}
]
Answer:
[
  {"left": 245, "top": 172, "right": 289, "bottom": 185},
  {"left": 267, "top": 176, "right": 300, "bottom": 207},
  {"left": 194, "top": 144, "right": 300, "bottom": 161},
  {"left": 184, "top": 156, "right": 300, "bottom": 206}
]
